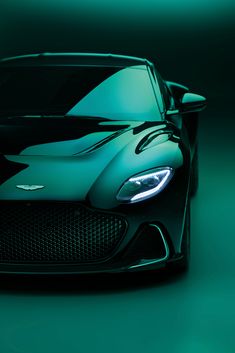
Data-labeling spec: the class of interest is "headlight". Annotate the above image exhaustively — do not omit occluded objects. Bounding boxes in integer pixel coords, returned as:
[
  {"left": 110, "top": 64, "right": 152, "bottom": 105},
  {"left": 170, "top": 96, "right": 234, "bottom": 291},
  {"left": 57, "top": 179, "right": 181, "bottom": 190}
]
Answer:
[{"left": 116, "top": 167, "right": 174, "bottom": 203}]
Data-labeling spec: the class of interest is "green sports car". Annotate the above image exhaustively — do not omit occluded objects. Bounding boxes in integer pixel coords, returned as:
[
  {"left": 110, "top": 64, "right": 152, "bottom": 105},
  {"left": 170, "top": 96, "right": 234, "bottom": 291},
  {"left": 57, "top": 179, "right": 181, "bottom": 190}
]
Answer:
[{"left": 0, "top": 53, "right": 206, "bottom": 274}]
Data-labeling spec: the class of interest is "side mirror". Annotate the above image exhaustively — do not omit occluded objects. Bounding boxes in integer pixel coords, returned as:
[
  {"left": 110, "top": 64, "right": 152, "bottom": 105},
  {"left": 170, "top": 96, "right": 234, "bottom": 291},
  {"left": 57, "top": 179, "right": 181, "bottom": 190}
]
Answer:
[
  {"left": 180, "top": 93, "right": 207, "bottom": 113},
  {"left": 165, "top": 81, "right": 189, "bottom": 101}
]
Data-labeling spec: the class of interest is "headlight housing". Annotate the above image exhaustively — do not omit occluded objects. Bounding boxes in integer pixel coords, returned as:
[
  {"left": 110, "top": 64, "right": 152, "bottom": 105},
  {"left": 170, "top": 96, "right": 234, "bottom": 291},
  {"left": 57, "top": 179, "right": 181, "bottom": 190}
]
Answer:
[{"left": 116, "top": 167, "right": 174, "bottom": 203}]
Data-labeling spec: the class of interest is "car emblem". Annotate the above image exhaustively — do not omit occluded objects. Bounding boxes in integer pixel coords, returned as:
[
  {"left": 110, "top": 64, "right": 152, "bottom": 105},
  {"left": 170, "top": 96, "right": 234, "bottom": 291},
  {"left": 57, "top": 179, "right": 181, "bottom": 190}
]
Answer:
[{"left": 16, "top": 185, "right": 45, "bottom": 191}]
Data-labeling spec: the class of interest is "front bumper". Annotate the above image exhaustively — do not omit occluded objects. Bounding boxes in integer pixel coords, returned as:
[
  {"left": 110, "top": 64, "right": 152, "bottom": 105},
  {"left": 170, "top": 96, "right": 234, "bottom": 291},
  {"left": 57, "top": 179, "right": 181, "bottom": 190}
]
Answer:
[
  {"left": 0, "top": 208, "right": 173, "bottom": 275},
  {"left": 0, "top": 219, "right": 173, "bottom": 274},
  {"left": 0, "top": 165, "right": 189, "bottom": 274}
]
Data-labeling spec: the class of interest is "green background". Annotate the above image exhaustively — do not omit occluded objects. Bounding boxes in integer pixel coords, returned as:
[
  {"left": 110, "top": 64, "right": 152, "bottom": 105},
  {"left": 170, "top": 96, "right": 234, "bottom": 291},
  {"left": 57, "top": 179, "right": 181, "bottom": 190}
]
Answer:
[{"left": 0, "top": 0, "right": 235, "bottom": 352}]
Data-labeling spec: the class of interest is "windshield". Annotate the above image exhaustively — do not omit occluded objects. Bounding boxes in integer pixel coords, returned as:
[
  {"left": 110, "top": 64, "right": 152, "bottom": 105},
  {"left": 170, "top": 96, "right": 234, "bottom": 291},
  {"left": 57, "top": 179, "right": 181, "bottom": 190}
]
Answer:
[{"left": 0, "top": 65, "right": 161, "bottom": 121}]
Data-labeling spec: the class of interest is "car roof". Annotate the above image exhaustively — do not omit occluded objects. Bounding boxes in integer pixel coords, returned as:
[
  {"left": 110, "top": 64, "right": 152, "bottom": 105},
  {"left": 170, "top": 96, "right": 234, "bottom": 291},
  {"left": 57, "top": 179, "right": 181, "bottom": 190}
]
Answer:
[{"left": 0, "top": 52, "right": 152, "bottom": 68}]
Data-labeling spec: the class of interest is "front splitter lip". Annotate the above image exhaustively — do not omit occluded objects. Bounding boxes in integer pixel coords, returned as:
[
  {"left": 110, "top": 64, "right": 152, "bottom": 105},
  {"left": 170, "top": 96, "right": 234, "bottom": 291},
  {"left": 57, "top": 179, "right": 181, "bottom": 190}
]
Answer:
[
  {"left": 0, "top": 256, "right": 172, "bottom": 275},
  {"left": 0, "top": 254, "right": 186, "bottom": 275}
]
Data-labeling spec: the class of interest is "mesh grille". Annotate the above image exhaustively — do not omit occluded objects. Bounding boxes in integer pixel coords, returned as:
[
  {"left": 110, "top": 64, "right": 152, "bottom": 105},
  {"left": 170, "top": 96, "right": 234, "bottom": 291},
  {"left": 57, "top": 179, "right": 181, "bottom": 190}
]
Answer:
[{"left": 0, "top": 203, "right": 127, "bottom": 264}]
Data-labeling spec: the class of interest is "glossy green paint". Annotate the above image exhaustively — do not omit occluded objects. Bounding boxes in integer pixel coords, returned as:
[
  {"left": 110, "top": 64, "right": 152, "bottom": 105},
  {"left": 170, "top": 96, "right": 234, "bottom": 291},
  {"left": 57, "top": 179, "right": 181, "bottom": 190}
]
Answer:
[{"left": 0, "top": 119, "right": 183, "bottom": 209}]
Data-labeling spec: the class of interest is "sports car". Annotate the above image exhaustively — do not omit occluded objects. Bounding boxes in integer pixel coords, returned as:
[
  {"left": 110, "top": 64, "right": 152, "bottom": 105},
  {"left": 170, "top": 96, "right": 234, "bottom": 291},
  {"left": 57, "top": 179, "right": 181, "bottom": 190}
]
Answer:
[{"left": 0, "top": 53, "right": 206, "bottom": 274}]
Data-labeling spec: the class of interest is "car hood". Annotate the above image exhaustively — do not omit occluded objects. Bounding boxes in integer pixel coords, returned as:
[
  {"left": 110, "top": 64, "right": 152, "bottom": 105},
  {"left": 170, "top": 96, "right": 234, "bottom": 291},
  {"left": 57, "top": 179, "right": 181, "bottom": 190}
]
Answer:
[{"left": 0, "top": 117, "right": 182, "bottom": 207}]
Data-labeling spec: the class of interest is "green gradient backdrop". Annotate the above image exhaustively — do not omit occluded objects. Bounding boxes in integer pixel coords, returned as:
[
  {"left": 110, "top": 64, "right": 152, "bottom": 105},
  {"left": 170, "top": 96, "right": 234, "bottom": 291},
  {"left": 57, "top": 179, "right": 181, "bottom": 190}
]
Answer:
[{"left": 0, "top": 1, "right": 235, "bottom": 352}]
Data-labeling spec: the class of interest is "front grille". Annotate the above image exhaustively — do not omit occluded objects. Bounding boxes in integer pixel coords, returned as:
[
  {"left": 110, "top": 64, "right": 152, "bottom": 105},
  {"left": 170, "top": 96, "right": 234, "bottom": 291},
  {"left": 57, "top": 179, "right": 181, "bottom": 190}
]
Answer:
[{"left": 0, "top": 203, "right": 127, "bottom": 264}]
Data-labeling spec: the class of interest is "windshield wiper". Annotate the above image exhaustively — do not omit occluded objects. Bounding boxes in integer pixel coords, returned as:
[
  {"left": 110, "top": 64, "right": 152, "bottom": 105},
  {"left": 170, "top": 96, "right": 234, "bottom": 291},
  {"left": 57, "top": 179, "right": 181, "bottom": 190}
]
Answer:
[
  {"left": 65, "top": 115, "right": 112, "bottom": 121},
  {"left": 0, "top": 114, "right": 112, "bottom": 121},
  {"left": 0, "top": 114, "right": 65, "bottom": 119}
]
